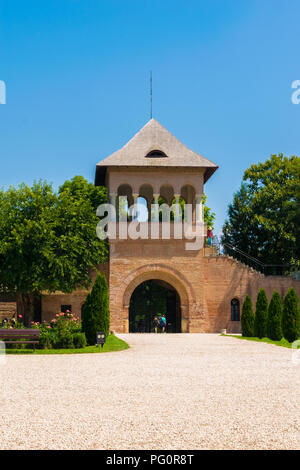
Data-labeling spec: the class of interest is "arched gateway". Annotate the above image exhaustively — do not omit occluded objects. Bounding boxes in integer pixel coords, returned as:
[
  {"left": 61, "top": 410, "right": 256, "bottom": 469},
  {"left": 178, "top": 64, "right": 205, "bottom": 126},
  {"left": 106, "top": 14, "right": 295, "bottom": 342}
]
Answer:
[
  {"left": 129, "top": 280, "right": 181, "bottom": 333},
  {"left": 121, "top": 266, "right": 192, "bottom": 333}
]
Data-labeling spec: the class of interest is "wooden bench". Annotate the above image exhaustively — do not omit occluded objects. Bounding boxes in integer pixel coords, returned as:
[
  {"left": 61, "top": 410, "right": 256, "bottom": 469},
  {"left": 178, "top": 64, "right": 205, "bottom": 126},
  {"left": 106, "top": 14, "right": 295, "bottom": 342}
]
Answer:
[{"left": 0, "top": 329, "right": 40, "bottom": 349}]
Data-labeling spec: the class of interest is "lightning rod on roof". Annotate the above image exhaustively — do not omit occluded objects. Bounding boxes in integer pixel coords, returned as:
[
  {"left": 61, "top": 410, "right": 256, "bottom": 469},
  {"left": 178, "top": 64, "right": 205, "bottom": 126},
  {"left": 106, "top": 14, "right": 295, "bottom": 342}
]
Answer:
[{"left": 150, "top": 71, "right": 152, "bottom": 119}]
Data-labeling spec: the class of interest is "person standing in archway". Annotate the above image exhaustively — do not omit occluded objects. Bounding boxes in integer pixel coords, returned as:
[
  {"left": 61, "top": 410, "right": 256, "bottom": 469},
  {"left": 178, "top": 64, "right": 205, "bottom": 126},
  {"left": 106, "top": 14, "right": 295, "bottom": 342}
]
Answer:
[
  {"left": 160, "top": 314, "right": 166, "bottom": 333},
  {"left": 153, "top": 316, "right": 160, "bottom": 333}
]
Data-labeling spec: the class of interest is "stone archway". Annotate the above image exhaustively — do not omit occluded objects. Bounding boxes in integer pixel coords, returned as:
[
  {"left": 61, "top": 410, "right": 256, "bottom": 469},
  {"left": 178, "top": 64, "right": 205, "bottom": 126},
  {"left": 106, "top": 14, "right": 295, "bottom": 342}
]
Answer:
[
  {"left": 129, "top": 279, "right": 181, "bottom": 333},
  {"left": 120, "top": 265, "right": 193, "bottom": 333}
]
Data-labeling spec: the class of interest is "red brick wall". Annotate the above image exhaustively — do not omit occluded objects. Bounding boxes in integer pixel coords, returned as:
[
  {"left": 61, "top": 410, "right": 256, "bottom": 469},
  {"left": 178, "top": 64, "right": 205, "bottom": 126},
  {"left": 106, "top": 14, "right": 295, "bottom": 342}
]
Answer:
[
  {"left": 41, "top": 251, "right": 300, "bottom": 333},
  {"left": 0, "top": 302, "right": 17, "bottom": 322},
  {"left": 203, "top": 255, "right": 300, "bottom": 332},
  {"left": 41, "top": 263, "right": 109, "bottom": 323}
]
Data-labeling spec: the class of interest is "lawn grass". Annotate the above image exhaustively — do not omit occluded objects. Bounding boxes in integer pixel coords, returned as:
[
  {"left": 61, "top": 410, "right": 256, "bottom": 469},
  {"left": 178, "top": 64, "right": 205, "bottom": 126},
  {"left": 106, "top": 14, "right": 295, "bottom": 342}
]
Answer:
[
  {"left": 5, "top": 334, "right": 129, "bottom": 354},
  {"left": 223, "top": 334, "right": 297, "bottom": 349}
]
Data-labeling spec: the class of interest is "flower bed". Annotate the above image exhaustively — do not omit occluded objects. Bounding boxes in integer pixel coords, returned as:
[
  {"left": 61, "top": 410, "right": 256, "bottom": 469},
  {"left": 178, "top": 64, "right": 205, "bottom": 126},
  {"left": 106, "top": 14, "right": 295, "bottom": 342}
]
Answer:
[{"left": 3, "top": 312, "right": 87, "bottom": 349}]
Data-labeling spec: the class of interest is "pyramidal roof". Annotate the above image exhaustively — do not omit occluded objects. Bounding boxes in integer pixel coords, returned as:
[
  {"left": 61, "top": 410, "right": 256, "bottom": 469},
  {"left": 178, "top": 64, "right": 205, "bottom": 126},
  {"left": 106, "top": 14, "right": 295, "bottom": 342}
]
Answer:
[{"left": 95, "top": 118, "right": 218, "bottom": 185}]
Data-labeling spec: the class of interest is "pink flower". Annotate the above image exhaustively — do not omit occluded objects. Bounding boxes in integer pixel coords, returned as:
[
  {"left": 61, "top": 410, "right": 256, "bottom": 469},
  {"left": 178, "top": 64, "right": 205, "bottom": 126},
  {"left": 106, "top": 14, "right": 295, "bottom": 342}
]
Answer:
[
  {"left": 9, "top": 326, "right": 13, "bottom": 329},
  {"left": 18, "top": 315, "right": 22, "bottom": 318},
  {"left": 47, "top": 326, "right": 51, "bottom": 329}
]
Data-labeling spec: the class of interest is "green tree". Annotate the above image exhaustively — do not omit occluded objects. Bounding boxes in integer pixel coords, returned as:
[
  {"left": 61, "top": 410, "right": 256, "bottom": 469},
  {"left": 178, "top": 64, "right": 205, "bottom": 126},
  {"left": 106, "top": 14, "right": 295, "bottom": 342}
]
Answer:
[
  {"left": 222, "top": 155, "right": 300, "bottom": 270},
  {"left": 267, "top": 291, "right": 283, "bottom": 341},
  {"left": 82, "top": 273, "right": 110, "bottom": 344},
  {"left": 241, "top": 295, "right": 255, "bottom": 337},
  {"left": 282, "top": 287, "right": 300, "bottom": 343},
  {"left": 254, "top": 289, "right": 268, "bottom": 338},
  {"left": 202, "top": 194, "right": 216, "bottom": 229},
  {"left": 0, "top": 177, "right": 108, "bottom": 325}
]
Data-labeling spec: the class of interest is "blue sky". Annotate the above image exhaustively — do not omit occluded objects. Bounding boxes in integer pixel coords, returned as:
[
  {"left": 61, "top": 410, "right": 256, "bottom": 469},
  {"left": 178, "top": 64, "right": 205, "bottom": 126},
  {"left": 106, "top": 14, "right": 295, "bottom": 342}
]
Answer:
[{"left": 0, "top": 0, "right": 299, "bottom": 235}]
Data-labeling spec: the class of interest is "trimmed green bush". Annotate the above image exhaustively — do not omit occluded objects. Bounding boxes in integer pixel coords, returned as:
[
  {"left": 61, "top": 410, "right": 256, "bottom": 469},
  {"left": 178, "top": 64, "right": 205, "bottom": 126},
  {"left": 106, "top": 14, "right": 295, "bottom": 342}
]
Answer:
[
  {"left": 82, "top": 273, "right": 110, "bottom": 345},
  {"left": 241, "top": 295, "right": 255, "bottom": 337},
  {"left": 282, "top": 287, "right": 300, "bottom": 343},
  {"left": 267, "top": 290, "right": 283, "bottom": 341},
  {"left": 52, "top": 332, "right": 74, "bottom": 349},
  {"left": 81, "top": 292, "right": 92, "bottom": 344},
  {"left": 73, "top": 332, "right": 87, "bottom": 349},
  {"left": 254, "top": 289, "right": 268, "bottom": 338}
]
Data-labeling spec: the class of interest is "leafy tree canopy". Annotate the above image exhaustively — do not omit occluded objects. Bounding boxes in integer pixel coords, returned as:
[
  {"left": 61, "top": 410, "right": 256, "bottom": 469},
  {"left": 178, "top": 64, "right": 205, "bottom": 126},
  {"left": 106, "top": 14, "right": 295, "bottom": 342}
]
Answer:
[
  {"left": 0, "top": 176, "right": 108, "bottom": 324},
  {"left": 222, "top": 154, "right": 300, "bottom": 269}
]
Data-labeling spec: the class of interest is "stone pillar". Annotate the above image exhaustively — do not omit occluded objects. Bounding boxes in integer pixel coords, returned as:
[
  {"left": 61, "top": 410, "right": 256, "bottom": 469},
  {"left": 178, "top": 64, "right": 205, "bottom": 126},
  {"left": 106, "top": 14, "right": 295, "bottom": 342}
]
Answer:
[
  {"left": 152, "top": 194, "right": 160, "bottom": 222},
  {"left": 195, "top": 194, "right": 203, "bottom": 224}
]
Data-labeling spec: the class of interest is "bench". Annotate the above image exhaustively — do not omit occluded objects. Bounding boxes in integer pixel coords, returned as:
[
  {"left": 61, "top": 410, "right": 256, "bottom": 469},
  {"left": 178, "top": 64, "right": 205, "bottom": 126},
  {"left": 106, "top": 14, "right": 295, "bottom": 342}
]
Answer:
[{"left": 0, "top": 329, "right": 40, "bottom": 349}]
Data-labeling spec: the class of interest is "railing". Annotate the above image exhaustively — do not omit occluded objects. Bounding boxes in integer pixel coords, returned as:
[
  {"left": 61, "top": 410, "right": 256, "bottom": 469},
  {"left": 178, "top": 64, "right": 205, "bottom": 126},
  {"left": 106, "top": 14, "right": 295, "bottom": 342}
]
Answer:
[{"left": 212, "top": 236, "right": 293, "bottom": 276}]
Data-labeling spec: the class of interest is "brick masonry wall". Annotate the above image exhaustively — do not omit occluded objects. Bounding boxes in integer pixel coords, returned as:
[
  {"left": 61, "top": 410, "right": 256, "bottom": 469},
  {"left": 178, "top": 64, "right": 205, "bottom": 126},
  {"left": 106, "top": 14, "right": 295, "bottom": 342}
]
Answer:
[
  {"left": 41, "top": 263, "right": 109, "bottom": 323},
  {"left": 108, "top": 237, "right": 206, "bottom": 333},
  {"left": 202, "top": 255, "right": 300, "bottom": 332},
  {"left": 41, "top": 250, "right": 300, "bottom": 333},
  {"left": 0, "top": 302, "right": 17, "bottom": 322}
]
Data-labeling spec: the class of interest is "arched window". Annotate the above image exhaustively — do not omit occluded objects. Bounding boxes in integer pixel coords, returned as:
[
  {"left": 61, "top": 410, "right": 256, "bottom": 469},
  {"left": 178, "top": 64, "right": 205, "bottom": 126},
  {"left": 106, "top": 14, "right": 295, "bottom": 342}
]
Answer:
[
  {"left": 145, "top": 150, "right": 168, "bottom": 158},
  {"left": 231, "top": 299, "right": 240, "bottom": 321}
]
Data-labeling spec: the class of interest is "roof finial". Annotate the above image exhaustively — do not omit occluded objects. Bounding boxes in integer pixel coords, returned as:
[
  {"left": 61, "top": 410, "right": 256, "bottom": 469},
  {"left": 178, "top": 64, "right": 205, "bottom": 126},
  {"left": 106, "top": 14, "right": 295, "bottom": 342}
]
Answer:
[{"left": 150, "top": 70, "right": 152, "bottom": 119}]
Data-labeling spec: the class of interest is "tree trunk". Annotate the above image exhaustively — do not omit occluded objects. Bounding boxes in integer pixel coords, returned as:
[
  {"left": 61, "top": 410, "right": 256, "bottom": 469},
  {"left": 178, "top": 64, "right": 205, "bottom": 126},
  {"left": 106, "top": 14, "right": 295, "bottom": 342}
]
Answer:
[{"left": 16, "top": 293, "right": 35, "bottom": 327}]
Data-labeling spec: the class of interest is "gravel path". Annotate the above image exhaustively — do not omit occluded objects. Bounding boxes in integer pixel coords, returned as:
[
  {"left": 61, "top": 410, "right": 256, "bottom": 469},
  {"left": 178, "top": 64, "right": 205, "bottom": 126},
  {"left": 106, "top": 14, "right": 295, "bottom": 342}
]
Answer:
[{"left": 1, "top": 334, "right": 300, "bottom": 450}]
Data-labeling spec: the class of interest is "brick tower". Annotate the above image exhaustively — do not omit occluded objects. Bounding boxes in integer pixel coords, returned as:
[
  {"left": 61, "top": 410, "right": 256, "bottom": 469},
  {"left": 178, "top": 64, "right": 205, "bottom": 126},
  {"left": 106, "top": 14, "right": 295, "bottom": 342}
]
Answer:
[{"left": 95, "top": 118, "right": 218, "bottom": 332}]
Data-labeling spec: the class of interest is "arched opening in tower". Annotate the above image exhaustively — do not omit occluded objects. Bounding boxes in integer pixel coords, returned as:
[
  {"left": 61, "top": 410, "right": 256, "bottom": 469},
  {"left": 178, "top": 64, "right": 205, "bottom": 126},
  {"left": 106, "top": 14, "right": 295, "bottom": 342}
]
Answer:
[{"left": 129, "top": 279, "right": 181, "bottom": 333}]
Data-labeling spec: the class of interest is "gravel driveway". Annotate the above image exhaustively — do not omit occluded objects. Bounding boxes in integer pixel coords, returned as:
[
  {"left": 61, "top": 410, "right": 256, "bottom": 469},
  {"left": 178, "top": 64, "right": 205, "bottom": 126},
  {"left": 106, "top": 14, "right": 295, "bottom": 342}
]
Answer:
[{"left": 1, "top": 334, "right": 300, "bottom": 450}]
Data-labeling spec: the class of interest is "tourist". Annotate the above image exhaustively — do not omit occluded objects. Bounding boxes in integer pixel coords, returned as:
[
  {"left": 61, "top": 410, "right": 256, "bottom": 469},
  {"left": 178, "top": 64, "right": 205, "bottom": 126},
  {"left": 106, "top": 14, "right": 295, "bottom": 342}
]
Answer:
[
  {"left": 207, "top": 226, "right": 214, "bottom": 246},
  {"left": 160, "top": 314, "right": 166, "bottom": 333},
  {"left": 153, "top": 316, "right": 160, "bottom": 333}
]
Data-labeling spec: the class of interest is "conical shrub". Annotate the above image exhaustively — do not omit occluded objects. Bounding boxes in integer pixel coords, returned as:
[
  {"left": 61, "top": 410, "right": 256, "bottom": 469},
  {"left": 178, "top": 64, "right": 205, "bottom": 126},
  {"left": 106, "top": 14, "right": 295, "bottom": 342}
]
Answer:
[
  {"left": 282, "top": 287, "right": 300, "bottom": 343},
  {"left": 81, "top": 292, "right": 92, "bottom": 341},
  {"left": 267, "top": 290, "right": 283, "bottom": 341},
  {"left": 241, "top": 295, "right": 255, "bottom": 337},
  {"left": 82, "top": 273, "right": 110, "bottom": 345},
  {"left": 254, "top": 289, "right": 268, "bottom": 338}
]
